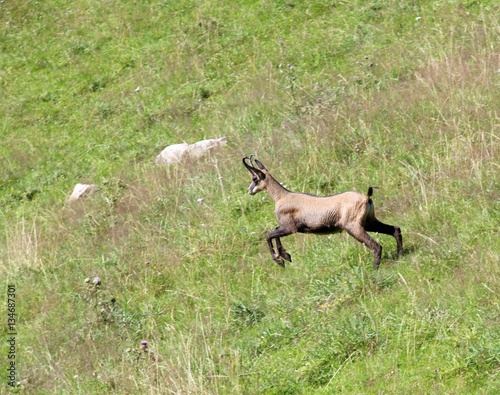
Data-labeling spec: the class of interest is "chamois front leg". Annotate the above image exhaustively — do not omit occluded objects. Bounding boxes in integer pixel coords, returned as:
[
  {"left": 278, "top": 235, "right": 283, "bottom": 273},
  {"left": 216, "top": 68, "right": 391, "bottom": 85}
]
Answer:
[
  {"left": 276, "top": 237, "right": 292, "bottom": 263},
  {"left": 266, "top": 226, "right": 293, "bottom": 267}
]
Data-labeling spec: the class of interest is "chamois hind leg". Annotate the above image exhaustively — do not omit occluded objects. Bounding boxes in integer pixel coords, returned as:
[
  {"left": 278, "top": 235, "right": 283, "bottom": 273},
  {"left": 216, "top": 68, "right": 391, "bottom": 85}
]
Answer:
[
  {"left": 266, "top": 226, "right": 293, "bottom": 267},
  {"left": 345, "top": 225, "right": 382, "bottom": 269},
  {"left": 365, "top": 219, "right": 403, "bottom": 258}
]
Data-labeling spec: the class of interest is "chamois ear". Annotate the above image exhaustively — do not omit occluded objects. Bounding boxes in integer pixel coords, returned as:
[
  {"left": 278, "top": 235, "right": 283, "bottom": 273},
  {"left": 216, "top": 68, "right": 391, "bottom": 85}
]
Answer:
[{"left": 254, "top": 159, "right": 267, "bottom": 170}]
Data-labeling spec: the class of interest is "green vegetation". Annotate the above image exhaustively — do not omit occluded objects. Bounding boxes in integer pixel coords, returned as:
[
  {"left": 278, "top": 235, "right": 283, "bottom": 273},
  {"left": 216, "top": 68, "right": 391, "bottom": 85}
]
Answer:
[{"left": 1, "top": 0, "right": 499, "bottom": 393}]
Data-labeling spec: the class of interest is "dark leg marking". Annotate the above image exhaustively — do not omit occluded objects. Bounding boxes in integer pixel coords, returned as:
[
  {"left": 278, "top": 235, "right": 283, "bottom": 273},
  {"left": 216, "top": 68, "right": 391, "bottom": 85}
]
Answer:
[
  {"left": 345, "top": 226, "right": 383, "bottom": 269},
  {"left": 276, "top": 237, "right": 292, "bottom": 262},
  {"left": 266, "top": 226, "right": 293, "bottom": 267},
  {"left": 365, "top": 219, "right": 403, "bottom": 258}
]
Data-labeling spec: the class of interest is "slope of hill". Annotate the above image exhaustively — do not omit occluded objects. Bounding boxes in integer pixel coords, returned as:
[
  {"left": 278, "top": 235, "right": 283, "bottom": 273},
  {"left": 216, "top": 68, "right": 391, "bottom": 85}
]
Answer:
[{"left": 1, "top": 1, "right": 499, "bottom": 393}]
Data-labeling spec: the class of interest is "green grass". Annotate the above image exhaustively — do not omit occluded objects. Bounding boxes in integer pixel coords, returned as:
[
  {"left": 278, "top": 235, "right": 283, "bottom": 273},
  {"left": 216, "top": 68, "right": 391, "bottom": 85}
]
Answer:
[{"left": 1, "top": 0, "right": 499, "bottom": 393}]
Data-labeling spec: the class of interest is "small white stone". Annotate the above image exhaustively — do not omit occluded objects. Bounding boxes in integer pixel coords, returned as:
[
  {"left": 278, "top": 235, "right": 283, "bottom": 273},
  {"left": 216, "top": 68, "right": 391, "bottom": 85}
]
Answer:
[
  {"left": 155, "top": 137, "right": 227, "bottom": 165},
  {"left": 68, "top": 184, "right": 98, "bottom": 202}
]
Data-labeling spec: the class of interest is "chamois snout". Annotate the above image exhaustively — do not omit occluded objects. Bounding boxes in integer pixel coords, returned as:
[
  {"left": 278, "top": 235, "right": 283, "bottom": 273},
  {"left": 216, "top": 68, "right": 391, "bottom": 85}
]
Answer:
[{"left": 248, "top": 184, "right": 256, "bottom": 195}]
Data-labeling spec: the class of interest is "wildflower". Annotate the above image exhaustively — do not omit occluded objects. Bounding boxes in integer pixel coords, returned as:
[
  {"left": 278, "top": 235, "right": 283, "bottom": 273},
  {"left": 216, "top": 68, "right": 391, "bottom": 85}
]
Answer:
[
  {"left": 93, "top": 277, "right": 101, "bottom": 286},
  {"left": 140, "top": 340, "right": 148, "bottom": 350}
]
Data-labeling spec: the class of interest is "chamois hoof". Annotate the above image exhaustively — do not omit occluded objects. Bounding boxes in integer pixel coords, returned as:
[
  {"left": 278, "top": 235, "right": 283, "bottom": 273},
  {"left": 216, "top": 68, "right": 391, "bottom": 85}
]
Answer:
[
  {"left": 279, "top": 250, "right": 292, "bottom": 262},
  {"left": 273, "top": 256, "right": 286, "bottom": 268}
]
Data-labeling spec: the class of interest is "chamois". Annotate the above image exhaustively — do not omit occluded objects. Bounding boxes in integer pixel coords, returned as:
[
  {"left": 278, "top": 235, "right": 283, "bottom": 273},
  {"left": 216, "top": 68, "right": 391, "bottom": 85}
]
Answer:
[{"left": 243, "top": 156, "right": 403, "bottom": 269}]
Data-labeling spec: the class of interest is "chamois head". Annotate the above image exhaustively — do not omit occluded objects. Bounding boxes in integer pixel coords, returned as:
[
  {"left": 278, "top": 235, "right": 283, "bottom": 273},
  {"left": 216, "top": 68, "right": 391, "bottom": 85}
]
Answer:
[{"left": 242, "top": 155, "right": 268, "bottom": 195}]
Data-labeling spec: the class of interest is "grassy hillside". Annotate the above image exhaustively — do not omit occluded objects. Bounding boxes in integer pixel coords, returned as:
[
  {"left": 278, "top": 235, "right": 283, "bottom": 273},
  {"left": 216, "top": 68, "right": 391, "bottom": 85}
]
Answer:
[{"left": 1, "top": 0, "right": 499, "bottom": 393}]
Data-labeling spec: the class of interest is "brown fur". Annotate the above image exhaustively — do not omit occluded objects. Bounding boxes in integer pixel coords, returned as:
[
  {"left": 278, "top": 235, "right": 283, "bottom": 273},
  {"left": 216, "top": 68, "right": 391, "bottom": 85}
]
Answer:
[{"left": 243, "top": 156, "right": 403, "bottom": 269}]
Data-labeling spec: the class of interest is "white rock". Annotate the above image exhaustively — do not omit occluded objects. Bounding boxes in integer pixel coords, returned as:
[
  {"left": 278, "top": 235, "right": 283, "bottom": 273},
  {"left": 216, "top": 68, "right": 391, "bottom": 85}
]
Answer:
[
  {"left": 155, "top": 137, "right": 227, "bottom": 165},
  {"left": 68, "top": 183, "right": 98, "bottom": 202},
  {"left": 188, "top": 137, "right": 227, "bottom": 158},
  {"left": 155, "top": 143, "right": 190, "bottom": 164}
]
